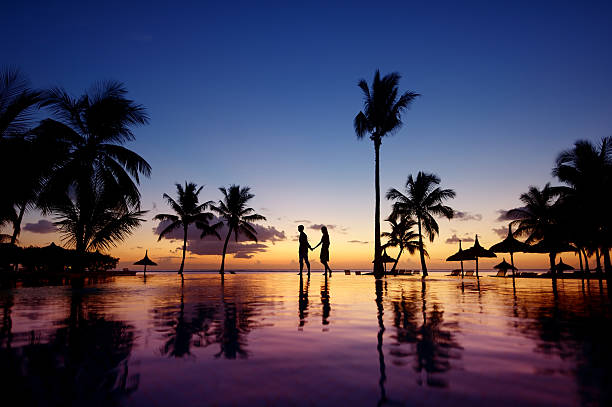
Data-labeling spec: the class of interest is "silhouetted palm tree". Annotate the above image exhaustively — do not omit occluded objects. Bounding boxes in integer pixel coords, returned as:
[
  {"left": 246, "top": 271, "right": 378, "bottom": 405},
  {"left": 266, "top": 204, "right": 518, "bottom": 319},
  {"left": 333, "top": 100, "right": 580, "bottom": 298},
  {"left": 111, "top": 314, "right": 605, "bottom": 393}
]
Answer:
[
  {"left": 387, "top": 172, "right": 455, "bottom": 277},
  {"left": 35, "top": 81, "right": 151, "bottom": 258},
  {"left": 0, "top": 68, "right": 45, "bottom": 240},
  {"left": 507, "top": 183, "right": 564, "bottom": 274},
  {"left": 553, "top": 137, "right": 612, "bottom": 273},
  {"left": 211, "top": 185, "right": 266, "bottom": 275},
  {"left": 154, "top": 182, "right": 221, "bottom": 279},
  {"left": 381, "top": 217, "right": 422, "bottom": 272},
  {"left": 354, "top": 70, "right": 420, "bottom": 278}
]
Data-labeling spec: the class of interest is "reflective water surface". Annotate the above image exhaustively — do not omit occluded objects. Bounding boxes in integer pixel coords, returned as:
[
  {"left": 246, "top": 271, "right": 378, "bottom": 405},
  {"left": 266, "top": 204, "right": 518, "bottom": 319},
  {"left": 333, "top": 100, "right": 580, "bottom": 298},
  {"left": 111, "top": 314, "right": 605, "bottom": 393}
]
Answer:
[{"left": 1, "top": 273, "right": 610, "bottom": 406}]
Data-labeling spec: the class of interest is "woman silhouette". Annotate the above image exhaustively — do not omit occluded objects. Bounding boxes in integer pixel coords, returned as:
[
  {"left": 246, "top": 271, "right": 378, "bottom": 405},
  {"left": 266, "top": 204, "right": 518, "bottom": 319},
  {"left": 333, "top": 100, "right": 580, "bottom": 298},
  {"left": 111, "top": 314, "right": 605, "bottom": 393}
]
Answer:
[{"left": 313, "top": 226, "right": 332, "bottom": 276}]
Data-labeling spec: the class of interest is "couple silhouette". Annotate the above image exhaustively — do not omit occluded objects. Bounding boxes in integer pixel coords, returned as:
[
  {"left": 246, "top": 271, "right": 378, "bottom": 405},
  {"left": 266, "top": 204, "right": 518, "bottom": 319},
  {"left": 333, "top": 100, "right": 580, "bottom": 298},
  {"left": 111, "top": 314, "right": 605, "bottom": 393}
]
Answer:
[{"left": 298, "top": 225, "right": 332, "bottom": 276}]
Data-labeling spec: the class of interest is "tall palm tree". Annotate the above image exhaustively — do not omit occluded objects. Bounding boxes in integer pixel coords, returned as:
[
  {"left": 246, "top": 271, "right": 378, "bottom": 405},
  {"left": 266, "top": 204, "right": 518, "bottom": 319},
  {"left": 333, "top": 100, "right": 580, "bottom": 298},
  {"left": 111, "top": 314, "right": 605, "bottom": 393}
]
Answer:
[
  {"left": 553, "top": 137, "right": 612, "bottom": 273},
  {"left": 210, "top": 185, "right": 266, "bottom": 275},
  {"left": 0, "top": 68, "right": 44, "bottom": 238},
  {"left": 381, "top": 217, "right": 423, "bottom": 272},
  {"left": 154, "top": 182, "right": 221, "bottom": 278},
  {"left": 506, "top": 183, "right": 564, "bottom": 275},
  {"left": 36, "top": 81, "right": 151, "bottom": 256},
  {"left": 386, "top": 172, "right": 455, "bottom": 277},
  {"left": 354, "top": 70, "right": 420, "bottom": 278}
]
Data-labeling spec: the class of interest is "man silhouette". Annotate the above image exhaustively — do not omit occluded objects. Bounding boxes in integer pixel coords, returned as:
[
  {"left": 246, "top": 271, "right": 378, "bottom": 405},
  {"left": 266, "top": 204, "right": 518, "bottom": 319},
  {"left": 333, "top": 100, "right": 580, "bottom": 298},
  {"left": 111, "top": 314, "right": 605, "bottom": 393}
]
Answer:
[{"left": 298, "top": 225, "right": 312, "bottom": 275}]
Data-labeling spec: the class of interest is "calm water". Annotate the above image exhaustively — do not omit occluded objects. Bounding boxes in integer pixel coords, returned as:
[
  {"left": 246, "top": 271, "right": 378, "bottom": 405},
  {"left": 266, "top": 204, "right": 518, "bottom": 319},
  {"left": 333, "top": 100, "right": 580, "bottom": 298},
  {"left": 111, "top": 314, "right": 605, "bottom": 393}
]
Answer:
[{"left": 1, "top": 273, "right": 610, "bottom": 407}]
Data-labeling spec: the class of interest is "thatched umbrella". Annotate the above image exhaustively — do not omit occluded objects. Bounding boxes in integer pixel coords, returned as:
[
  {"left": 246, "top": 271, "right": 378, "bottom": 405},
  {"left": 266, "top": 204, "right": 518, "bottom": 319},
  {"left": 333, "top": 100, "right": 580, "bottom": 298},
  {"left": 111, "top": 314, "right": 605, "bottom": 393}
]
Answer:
[
  {"left": 446, "top": 240, "right": 475, "bottom": 277},
  {"left": 134, "top": 250, "right": 157, "bottom": 275},
  {"left": 489, "top": 225, "right": 528, "bottom": 277},
  {"left": 373, "top": 249, "right": 398, "bottom": 273},
  {"left": 462, "top": 235, "right": 497, "bottom": 278},
  {"left": 555, "top": 258, "right": 574, "bottom": 273},
  {"left": 527, "top": 239, "right": 574, "bottom": 274},
  {"left": 493, "top": 258, "right": 517, "bottom": 274}
]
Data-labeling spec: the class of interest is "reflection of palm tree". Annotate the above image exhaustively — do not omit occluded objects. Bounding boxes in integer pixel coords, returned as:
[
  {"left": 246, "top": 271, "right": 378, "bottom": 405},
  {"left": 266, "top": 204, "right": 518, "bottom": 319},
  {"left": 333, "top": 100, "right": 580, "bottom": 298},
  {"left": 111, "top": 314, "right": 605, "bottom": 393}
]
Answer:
[
  {"left": 507, "top": 184, "right": 564, "bottom": 275},
  {"left": 0, "top": 288, "right": 138, "bottom": 405},
  {"left": 320, "top": 273, "right": 331, "bottom": 327},
  {"left": 387, "top": 172, "right": 455, "bottom": 277},
  {"left": 154, "top": 182, "right": 221, "bottom": 280},
  {"left": 375, "top": 279, "right": 387, "bottom": 406},
  {"left": 211, "top": 185, "right": 266, "bottom": 276},
  {"left": 389, "top": 281, "right": 462, "bottom": 388},
  {"left": 382, "top": 217, "right": 422, "bottom": 272},
  {"left": 354, "top": 70, "right": 420, "bottom": 278},
  {"left": 213, "top": 282, "right": 257, "bottom": 359},
  {"left": 298, "top": 274, "right": 310, "bottom": 329}
]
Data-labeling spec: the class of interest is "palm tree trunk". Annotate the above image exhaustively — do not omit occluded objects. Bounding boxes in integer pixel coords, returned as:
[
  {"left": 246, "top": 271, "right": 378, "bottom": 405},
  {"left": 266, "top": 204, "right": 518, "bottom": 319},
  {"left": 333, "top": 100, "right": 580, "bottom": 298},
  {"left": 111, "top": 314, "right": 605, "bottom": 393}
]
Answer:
[
  {"left": 603, "top": 247, "right": 611, "bottom": 275},
  {"left": 549, "top": 252, "right": 557, "bottom": 279},
  {"left": 10, "top": 202, "right": 26, "bottom": 245},
  {"left": 417, "top": 217, "right": 428, "bottom": 277},
  {"left": 178, "top": 226, "right": 187, "bottom": 276},
  {"left": 595, "top": 248, "right": 602, "bottom": 274},
  {"left": 578, "top": 249, "right": 584, "bottom": 273},
  {"left": 220, "top": 226, "right": 233, "bottom": 274},
  {"left": 582, "top": 248, "right": 590, "bottom": 273},
  {"left": 373, "top": 138, "right": 383, "bottom": 278},
  {"left": 391, "top": 247, "right": 403, "bottom": 272}
]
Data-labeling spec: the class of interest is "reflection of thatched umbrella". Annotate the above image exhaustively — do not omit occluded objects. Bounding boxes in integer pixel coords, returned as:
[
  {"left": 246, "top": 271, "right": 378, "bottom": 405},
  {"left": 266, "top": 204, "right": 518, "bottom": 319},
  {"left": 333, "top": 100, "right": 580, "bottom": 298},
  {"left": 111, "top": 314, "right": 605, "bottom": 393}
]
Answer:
[
  {"left": 134, "top": 250, "right": 157, "bottom": 275},
  {"left": 493, "top": 258, "right": 517, "bottom": 272},
  {"left": 462, "top": 235, "right": 496, "bottom": 278},
  {"left": 489, "top": 225, "right": 528, "bottom": 277},
  {"left": 446, "top": 240, "right": 475, "bottom": 277},
  {"left": 555, "top": 258, "right": 574, "bottom": 273},
  {"left": 373, "top": 249, "right": 398, "bottom": 273}
]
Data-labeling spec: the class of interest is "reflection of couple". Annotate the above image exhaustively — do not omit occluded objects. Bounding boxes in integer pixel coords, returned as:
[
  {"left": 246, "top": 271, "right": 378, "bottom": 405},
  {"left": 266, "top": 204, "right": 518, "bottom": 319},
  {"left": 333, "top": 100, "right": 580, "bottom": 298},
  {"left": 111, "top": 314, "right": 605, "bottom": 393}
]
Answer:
[{"left": 298, "top": 225, "right": 332, "bottom": 276}]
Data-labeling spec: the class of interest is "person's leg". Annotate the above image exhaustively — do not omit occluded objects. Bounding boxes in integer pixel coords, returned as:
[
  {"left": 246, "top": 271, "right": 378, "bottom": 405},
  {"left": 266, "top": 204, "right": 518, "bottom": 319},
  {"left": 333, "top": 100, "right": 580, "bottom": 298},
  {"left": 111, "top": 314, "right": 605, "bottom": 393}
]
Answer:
[{"left": 299, "top": 255, "right": 304, "bottom": 274}]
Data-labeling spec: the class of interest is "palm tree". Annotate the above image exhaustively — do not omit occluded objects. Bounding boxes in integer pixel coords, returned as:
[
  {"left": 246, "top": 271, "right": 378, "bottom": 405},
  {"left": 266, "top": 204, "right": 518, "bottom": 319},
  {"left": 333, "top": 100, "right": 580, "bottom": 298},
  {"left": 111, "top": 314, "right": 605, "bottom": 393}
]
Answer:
[
  {"left": 553, "top": 137, "right": 612, "bottom": 274},
  {"left": 0, "top": 68, "right": 45, "bottom": 241},
  {"left": 53, "top": 177, "right": 146, "bottom": 257},
  {"left": 354, "top": 70, "right": 420, "bottom": 278},
  {"left": 506, "top": 183, "right": 564, "bottom": 275},
  {"left": 210, "top": 185, "right": 266, "bottom": 275},
  {"left": 35, "top": 81, "right": 151, "bottom": 257},
  {"left": 154, "top": 182, "right": 221, "bottom": 279},
  {"left": 381, "top": 217, "right": 423, "bottom": 272},
  {"left": 386, "top": 172, "right": 455, "bottom": 277}
]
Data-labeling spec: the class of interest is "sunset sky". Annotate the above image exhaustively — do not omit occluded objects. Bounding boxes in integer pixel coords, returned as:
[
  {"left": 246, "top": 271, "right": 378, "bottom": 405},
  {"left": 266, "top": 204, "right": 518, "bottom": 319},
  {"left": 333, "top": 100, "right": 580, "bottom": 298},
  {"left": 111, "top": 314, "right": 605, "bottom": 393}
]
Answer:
[{"left": 4, "top": 1, "right": 612, "bottom": 270}]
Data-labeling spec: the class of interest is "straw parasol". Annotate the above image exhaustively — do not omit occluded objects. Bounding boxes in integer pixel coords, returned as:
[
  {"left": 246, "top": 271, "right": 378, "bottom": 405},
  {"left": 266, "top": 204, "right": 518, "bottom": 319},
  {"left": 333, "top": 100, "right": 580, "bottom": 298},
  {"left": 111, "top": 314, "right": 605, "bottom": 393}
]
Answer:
[
  {"left": 555, "top": 258, "right": 574, "bottom": 273},
  {"left": 446, "top": 240, "right": 475, "bottom": 277},
  {"left": 493, "top": 258, "right": 517, "bottom": 272},
  {"left": 461, "top": 235, "right": 497, "bottom": 278},
  {"left": 134, "top": 250, "right": 157, "bottom": 275},
  {"left": 489, "top": 225, "right": 528, "bottom": 277},
  {"left": 373, "top": 249, "right": 398, "bottom": 273}
]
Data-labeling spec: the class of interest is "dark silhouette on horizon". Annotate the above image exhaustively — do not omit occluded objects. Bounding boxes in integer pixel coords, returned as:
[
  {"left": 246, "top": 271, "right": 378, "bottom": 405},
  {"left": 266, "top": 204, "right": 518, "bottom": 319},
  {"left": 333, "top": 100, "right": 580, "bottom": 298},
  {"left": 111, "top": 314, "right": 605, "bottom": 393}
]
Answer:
[
  {"left": 297, "top": 225, "right": 313, "bottom": 275},
  {"left": 154, "top": 182, "right": 221, "bottom": 282},
  {"left": 211, "top": 185, "right": 266, "bottom": 277},
  {"left": 312, "top": 225, "right": 333, "bottom": 275},
  {"left": 387, "top": 172, "right": 455, "bottom": 277},
  {"left": 354, "top": 70, "right": 420, "bottom": 278}
]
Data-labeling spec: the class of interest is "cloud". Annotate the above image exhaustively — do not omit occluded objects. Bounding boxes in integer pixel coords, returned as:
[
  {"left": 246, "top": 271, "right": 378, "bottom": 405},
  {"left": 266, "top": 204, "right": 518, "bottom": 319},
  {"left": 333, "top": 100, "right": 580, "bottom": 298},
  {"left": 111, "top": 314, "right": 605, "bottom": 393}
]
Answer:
[
  {"left": 454, "top": 211, "right": 482, "bottom": 221},
  {"left": 445, "top": 234, "right": 475, "bottom": 244},
  {"left": 309, "top": 224, "right": 349, "bottom": 234},
  {"left": 295, "top": 219, "right": 311, "bottom": 224},
  {"left": 348, "top": 240, "right": 368, "bottom": 244},
  {"left": 23, "top": 220, "right": 57, "bottom": 234},
  {"left": 496, "top": 208, "right": 525, "bottom": 222},
  {"left": 154, "top": 216, "right": 286, "bottom": 259},
  {"left": 492, "top": 226, "right": 508, "bottom": 238}
]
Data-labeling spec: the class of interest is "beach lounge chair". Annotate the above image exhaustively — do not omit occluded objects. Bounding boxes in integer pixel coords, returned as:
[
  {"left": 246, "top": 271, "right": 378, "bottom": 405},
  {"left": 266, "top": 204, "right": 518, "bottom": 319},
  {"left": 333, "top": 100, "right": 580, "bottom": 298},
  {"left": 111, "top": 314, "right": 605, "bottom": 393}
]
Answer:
[
  {"left": 449, "top": 270, "right": 460, "bottom": 276},
  {"left": 413, "top": 270, "right": 420, "bottom": 275},
  {"left": 355, "top": 271, "right": 361, "bottom": 275},
  {"left": 464, "top": 271, "right": 474, "bottom": 277},
  {"left": 494, "top": 270, "right": 506, "bottom": 277},
  {"left": 405, "top": 270, "right": 412, "bottom": 275},
  {"left": 344, "top": 270, "right": 351, "bottom": 275},
  {"left": 398, "top": 269, "right": 405, "bottom": 275}
]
